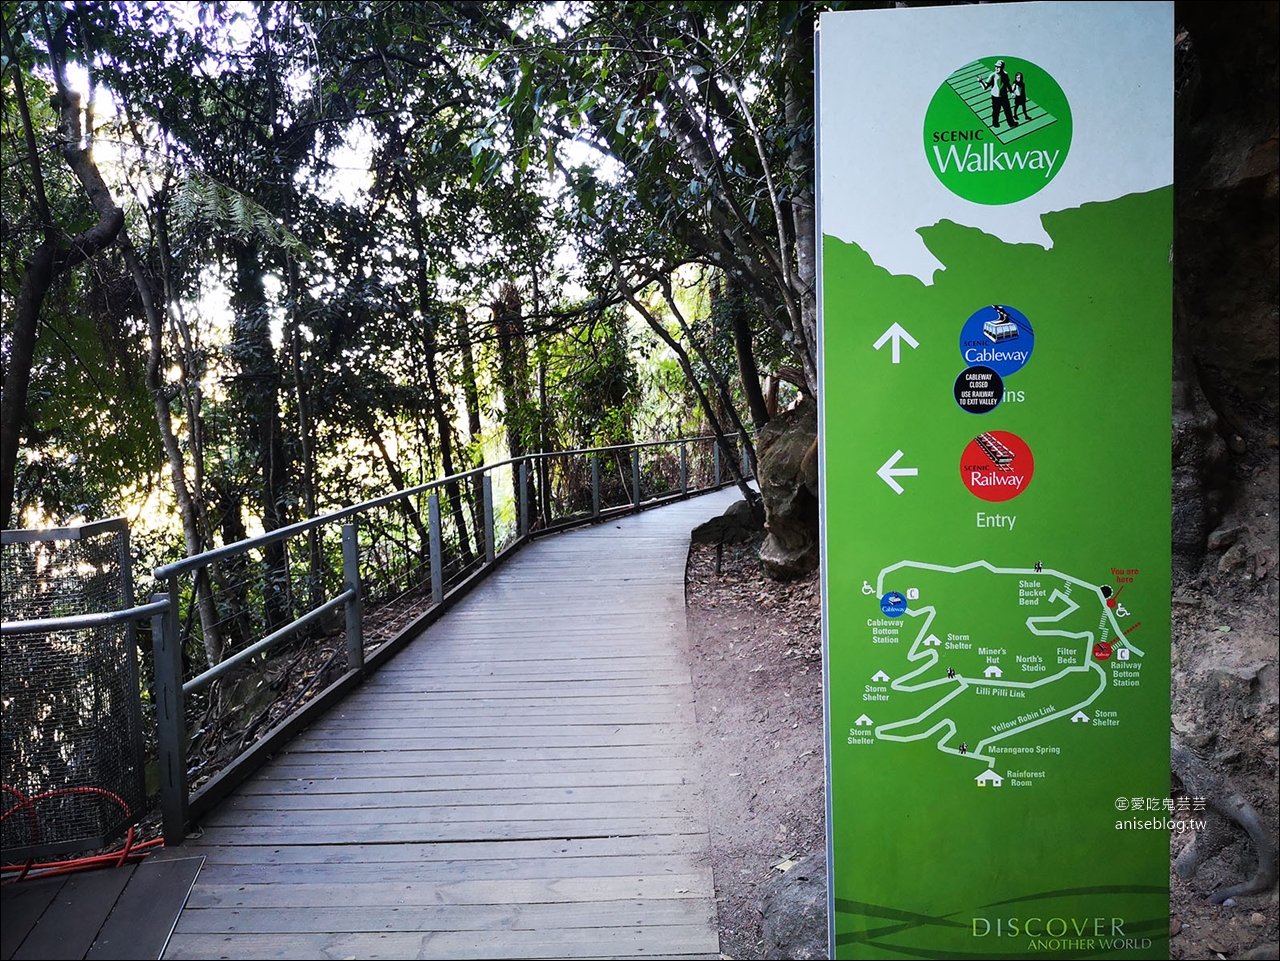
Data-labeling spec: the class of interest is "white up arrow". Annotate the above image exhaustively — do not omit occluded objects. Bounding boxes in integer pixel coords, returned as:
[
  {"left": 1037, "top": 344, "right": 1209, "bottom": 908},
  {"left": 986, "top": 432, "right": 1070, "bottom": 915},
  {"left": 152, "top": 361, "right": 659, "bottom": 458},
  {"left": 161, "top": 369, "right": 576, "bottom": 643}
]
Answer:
[
  {"left": 877, "top": 450, "right": 918, "bottom": 495},
  {"left": 873, "top": 322, "right": 919, "bottom": 364}
]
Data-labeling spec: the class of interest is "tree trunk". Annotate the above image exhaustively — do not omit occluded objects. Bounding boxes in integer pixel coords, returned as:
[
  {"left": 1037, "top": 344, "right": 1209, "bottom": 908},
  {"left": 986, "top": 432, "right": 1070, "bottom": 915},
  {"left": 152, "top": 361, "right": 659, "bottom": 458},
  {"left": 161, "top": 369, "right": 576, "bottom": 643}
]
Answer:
[
  {"left": 611, "top": 259, "right": 761, "bottom": 519},
  {"left": 1, "top": 243, "right": 56, "bottom": 529},
  {"left": 423, "top": 328, "right": 475, "bottom": 566},
  {"left": 658, "top": 278, "right": 759, "bottom": 477},
  {"left": 408, "top": 208, "right": 475, "bottom": 565},
  {"left": 491, "top": 283, "right": 540, "bottom": 526},
  {"left": 722, "top": 276, "right": 771, "bottom": 429},
  {"left": 230, "top": 241, "right": 291, "bottom": 630},
  {"left": 454, "top": 308, "right": 486, "bottom": 545},
  {"left": 1, "top": 41, "right": 124, "bottom": 526},
  {"left": 784, "top": 5, "right": 818, "bottom": 391},
  {"left": 531, "top": 261, "right": 553, "bottom": 525},
  {"left": 124, "top": 238, "right": 223, "bottom": 667},
  {"left": 361, "top": 413, "right": 431, "bottom": 558},
  {"left": 287, "top": 259, "right": 323, "bottom": 611},
  {"left": 455, "top": 308, "right": 484, "bottom": 459}
]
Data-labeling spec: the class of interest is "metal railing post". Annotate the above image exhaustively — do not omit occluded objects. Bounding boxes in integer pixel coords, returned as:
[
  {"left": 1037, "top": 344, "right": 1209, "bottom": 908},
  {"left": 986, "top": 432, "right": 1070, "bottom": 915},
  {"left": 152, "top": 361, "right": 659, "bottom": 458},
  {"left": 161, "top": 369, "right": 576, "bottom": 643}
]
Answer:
[
  {"left": 342, "top": 524, "right": 363, "bottom": 671},
  {"left": 740, "top": 431, "right": 749, "bottom": 476},
  {"left": 592, "top": 454, "right": 601, "bottom": 518},
  {"left": 631, "top": 449, "right": 641, "bottom": 507},
  {"left": 483, "top": 475, "right": 496, "bottom": 564},
  {"left": 713, "top": 442, "right": 721, "bottom": 486},
  {"left": 680, "top": 442, "right": 688, "bottom": 495},
  {"left": 428, "top": 493, "right": 444, "bottom": 604},
  {"left": 519, "top": 462, "right": 529, "bottom": 536},
  {"left": 152, "top": 590, "right": 188, "bottom": 846},
  {"left": 118, "top": 523, "right": 146, "bottom": 801}
]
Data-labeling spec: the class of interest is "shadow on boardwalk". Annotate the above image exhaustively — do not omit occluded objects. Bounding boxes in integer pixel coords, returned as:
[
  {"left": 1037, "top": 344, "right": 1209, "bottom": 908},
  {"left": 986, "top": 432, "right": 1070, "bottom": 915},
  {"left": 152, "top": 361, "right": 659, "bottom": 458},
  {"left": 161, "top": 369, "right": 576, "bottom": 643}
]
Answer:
[{"left": 159, "top": 488, "right": 741, "bottom": 960}]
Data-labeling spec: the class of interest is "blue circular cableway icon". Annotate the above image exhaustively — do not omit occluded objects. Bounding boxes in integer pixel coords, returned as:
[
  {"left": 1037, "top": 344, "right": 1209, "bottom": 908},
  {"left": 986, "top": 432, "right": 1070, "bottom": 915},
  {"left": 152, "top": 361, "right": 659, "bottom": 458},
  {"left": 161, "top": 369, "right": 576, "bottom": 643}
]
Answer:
[
  {"left": 959, "top": 304, "right": 1035, "bottom": 376},
  {"left": 880, "top": 592, "right": 908, "bottom": 617}
]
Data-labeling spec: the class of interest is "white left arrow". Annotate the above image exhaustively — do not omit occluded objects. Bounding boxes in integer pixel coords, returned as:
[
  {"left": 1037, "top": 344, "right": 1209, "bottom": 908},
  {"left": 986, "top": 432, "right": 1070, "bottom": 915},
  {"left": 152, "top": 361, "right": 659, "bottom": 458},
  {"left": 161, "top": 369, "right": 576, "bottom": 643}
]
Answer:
[
  {"left": 877, "top": 450, "right": 918, "bottom": 495},
  {"left": 872, "top": 322, "right": 919, "bottom": 364}
]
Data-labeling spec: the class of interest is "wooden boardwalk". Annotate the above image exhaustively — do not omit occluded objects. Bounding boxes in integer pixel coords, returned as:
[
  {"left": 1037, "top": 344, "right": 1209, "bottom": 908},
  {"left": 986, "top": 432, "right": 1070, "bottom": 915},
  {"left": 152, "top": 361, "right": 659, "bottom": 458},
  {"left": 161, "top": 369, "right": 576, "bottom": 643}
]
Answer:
[{"left": 162, "top": 489, "right": 741, "bottom": 960}]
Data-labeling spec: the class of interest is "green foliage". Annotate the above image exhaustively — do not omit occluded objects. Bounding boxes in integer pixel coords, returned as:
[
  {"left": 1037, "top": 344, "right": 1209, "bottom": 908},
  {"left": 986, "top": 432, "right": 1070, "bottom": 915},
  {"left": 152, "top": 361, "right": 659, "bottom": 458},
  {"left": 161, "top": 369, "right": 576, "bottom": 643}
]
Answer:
[
  {"left": 2, "top": 10, "right": 158, "bottom": 524},
  {"left": 168, "top": 170, "right": 307, "bottom": 255},
  {"left": 542, "top": 305, "right": 641, "bottom": 448},
  {"left": 4, "top": 0, "right": 803, "bottom": 574}
]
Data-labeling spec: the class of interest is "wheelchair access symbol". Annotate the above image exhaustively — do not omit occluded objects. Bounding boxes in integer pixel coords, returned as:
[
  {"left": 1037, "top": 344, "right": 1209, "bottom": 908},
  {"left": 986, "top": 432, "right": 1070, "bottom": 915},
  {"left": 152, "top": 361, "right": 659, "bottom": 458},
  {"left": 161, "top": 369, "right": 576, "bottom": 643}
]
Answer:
[{"left": 862, "top": 580, "right": 876, "bottom": 595}]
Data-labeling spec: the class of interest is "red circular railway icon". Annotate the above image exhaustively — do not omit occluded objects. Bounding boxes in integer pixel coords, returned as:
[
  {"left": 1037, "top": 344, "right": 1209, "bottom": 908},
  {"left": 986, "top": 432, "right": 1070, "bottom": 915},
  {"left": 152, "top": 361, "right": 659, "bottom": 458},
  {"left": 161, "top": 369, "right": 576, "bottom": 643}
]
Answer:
[
  {"left": 1093, "top": 641, "right": 1113, "bottom": 661},
  {"left": 960, "top": 431, "right": 1034, "bottom": 502}
]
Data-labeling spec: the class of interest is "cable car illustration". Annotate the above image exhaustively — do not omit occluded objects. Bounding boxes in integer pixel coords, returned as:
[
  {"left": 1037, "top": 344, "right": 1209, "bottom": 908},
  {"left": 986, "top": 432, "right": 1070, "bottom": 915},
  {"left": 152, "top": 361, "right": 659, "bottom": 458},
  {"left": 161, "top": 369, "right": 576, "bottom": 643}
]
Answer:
[{"left": 982, "top": 305, "right": 1020, "bottom": 343}]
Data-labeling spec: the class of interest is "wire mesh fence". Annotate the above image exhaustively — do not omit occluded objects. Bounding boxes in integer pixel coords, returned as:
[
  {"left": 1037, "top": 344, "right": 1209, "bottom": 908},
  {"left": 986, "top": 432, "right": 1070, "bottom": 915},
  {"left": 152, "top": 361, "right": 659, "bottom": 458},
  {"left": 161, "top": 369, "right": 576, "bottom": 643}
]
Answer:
[{"left": 1, "top": 520, "right": 146, "bottom": 860}]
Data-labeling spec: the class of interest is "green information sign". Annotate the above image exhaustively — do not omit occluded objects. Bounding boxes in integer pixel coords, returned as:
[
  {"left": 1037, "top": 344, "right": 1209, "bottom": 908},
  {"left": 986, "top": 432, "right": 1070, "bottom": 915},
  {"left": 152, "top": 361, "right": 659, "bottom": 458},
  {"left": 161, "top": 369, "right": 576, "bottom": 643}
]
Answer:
[{"left": 817, "top": 4, "right": 1173, "bottom": 958}]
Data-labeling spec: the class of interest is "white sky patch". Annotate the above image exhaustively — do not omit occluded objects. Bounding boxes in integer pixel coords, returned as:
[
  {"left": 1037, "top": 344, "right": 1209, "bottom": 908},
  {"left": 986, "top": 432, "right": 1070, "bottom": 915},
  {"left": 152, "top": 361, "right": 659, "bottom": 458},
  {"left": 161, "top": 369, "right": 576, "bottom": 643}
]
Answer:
[
  {"left": 318, "top": 120, "right": 375, "bottom": 206},
  {"left": 818, "top": 1, "right": 1172, "bottom": 282}
]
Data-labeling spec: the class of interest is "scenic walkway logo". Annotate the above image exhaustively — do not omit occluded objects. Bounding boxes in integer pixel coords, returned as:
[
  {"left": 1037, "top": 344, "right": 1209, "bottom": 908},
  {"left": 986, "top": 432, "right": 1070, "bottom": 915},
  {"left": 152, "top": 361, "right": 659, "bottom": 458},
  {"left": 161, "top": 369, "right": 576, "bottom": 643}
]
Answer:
[{"left": 924, "top": 56, "right": 1072, "bottom": 204}]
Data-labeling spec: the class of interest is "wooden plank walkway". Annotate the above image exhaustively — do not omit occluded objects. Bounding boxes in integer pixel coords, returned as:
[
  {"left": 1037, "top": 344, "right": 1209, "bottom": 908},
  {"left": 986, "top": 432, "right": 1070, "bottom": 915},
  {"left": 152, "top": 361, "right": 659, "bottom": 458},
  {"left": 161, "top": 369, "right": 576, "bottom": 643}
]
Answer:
[
  {"left": 1, "top": 857, "right": 203, "bottom": 961},
  {"left": 162, "top": 488, "right": 742, "bottom": 960}
]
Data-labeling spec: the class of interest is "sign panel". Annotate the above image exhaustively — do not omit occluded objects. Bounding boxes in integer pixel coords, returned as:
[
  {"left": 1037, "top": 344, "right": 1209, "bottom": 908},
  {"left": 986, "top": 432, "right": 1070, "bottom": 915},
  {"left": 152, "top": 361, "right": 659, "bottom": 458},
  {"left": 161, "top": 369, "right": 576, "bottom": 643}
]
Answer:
[{"left": 817, "top": 4, "right": 1172, "bottom": 958}]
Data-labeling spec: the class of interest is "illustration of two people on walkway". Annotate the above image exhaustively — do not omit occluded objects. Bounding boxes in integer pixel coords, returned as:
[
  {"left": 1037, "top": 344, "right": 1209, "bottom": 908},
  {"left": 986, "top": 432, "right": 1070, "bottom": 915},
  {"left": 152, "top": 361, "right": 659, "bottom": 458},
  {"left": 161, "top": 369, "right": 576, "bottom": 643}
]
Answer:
[{"left": 980, "top": 60, "right": 1030, "bottom": 130}]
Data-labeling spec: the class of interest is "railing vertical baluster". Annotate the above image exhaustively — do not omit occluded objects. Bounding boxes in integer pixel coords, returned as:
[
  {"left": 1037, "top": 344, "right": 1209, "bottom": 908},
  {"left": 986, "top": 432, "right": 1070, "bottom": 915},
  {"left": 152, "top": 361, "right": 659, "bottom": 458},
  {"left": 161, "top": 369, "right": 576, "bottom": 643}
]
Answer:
[
  {"left": 152, "top": 589, "right": 188, "bottom": 846},
  {"left": 740, "top": 431, "right": 749, "bottom": 476},
  {"left": 631, "top": 449, "right": 641, "bottom": 507},
  {"left": 482, "top": 474, "right": 496, "bottom": 563},
  {"left": 713, "top": 442, "right": 721, "bottom": 486},
  {"left": 519, "top": 462, "right": 529, "bottom": 537},
  {"left": 592, "top": 454, "right": 601, "bottom": 518},
  {"left": 118, "top": 523, "right": 147, "bottom": 801},
  {"left": 680, "top": 442, "right": 688, "bottom": 495},
  {"left": 428, "top": 493, "right": 444, "bottom": 604},
  {"left": 342, "top": 523, "right": 363, "bottom": 671}
]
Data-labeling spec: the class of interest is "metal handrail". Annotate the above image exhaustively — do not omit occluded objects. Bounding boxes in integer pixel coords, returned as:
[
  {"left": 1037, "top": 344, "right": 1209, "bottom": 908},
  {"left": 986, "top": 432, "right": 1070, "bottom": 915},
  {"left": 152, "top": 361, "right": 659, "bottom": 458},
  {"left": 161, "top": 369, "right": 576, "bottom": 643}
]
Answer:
[
  {"left": 182, "top": 588, "right": 355, "bottom": 694},
  {"left": 1, "top": 515, "right": 129, "bottom": 544},
  {"left": 152, "top": 435, "right": 736, "bottom": 581},
  {"left": 152, "top": 461, "right": 510, "bottom": 581},
  {"left": 1, "top": 597, "right": 170, "bottom": 635},
  {"left": 5, "top": 432, "right": 753, "bottom": 848}
]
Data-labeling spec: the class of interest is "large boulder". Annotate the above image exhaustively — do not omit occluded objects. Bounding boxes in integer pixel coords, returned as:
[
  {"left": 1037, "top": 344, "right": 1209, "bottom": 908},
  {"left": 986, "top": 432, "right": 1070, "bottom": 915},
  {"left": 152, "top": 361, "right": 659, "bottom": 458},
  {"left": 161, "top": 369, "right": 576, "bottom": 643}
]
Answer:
[
  {"left": 756, "top": 399, "right": 819, "bottom": 580},
  {"left": 691, "top": 497, "right": 763, "bottom": 545},
  {"left": 760, "top": 850, "right": 828, "bottom": 959}
]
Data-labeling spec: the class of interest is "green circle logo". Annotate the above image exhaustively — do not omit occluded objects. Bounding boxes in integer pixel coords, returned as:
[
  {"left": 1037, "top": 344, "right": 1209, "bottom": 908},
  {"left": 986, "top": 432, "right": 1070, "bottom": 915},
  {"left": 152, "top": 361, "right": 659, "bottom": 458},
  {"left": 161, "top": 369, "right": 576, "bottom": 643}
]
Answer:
[{"left": 923, "top": 56, "right": 1072, "bottom": 205}]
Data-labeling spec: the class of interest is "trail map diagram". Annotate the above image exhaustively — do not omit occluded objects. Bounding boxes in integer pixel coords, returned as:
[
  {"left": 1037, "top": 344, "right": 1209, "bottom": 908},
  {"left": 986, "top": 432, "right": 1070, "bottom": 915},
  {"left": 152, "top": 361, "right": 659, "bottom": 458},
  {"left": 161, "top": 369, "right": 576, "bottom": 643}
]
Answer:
[{"left": 858, "top": 560, "right": 1143, "bottom": 769}]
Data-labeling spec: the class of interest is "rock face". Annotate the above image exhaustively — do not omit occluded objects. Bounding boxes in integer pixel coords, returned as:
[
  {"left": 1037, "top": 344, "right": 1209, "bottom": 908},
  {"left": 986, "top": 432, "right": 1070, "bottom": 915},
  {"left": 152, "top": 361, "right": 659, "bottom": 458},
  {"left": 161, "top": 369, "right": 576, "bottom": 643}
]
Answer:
[
  {"left": 756, "top": 400, "right": 819, "bottom": 579},
  {"left": 1172, "top": 3, "right": 1279, "bottom": 569},
  {"left": 760, "top": 851, "right": 828, "bottom": 960},
  {"left": 1166, "top": 16, "right": 1279, "bottom": 940}
]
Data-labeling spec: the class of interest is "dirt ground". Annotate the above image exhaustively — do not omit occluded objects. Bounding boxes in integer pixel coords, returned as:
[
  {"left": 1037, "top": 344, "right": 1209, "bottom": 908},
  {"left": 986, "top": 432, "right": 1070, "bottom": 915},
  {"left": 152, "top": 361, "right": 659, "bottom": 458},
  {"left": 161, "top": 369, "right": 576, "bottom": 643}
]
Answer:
[
  {"left": 685, "top": 539, "right": 825, "bottom": 960},
  {"left": 684, "top": 455, "right": 1279, "bottom": 961}
]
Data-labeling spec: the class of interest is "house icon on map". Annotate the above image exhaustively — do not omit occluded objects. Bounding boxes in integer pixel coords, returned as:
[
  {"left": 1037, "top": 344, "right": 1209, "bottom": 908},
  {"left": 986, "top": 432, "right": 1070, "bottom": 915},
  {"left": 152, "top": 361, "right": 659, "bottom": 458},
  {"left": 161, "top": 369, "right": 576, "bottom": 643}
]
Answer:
[
  {"left": 922, "top": 635, "right": 941, "bottom": 647},
  {"left": 983, "top": 665, "right": 1003, "bottom": 679},
  {"left": 1072, "top": 711, "right": 1090, "bottom": 723},
  {"left": 871, "top": 670, "right": 891, "bottom": 682},
  {"left": 855, "top": 714, "right": 874, "bottom": 727},
  {"left": 976, "top": 769, "right": 1003, "bottom": 787}
]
